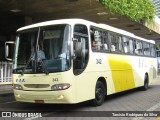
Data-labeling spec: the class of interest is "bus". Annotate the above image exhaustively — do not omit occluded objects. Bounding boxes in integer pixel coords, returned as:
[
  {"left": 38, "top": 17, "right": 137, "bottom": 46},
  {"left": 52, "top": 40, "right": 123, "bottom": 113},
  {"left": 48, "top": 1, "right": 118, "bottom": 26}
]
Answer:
[{"left": 11, "top": 19, "right": 157, "bottom": 106}]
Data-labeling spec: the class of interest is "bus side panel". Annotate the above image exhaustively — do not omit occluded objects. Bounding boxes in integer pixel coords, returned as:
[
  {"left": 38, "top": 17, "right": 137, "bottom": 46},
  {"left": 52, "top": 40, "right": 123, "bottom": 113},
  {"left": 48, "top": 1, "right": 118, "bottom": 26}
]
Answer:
[
  {"left": 75, "top": 53, "right": 157, "bottom": 103},
  {"left": 107, "top": 54, "right": 136, "bottom": 92},
  {"left": 75, "top": 72, "right": 99, "bottom": 103},
  {"left": 75, "top": 53, "right": 115, "bottom": 103},
  {"left": 131, "top": 56, "right": 157, "bottom": 87}
]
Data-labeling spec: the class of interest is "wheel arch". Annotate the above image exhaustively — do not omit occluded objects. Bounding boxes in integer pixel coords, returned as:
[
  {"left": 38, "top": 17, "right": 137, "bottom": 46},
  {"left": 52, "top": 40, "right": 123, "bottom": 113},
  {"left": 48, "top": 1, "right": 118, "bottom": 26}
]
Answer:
[{"left": 97, "top": 77, "right": 107, "bottom": 95}]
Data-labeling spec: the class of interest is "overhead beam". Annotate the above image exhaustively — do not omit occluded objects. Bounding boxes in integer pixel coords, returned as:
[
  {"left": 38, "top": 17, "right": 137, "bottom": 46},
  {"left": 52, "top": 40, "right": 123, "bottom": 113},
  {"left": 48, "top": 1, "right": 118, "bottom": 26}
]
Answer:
[{"left": 144, "top": 16, "right": 160, "bottom": 36}]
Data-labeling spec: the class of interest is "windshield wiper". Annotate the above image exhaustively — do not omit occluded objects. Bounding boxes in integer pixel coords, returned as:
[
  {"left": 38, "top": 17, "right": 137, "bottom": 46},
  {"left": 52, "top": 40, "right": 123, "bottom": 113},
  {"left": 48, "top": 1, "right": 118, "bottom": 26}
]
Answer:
[
  {"left": 21, "top": 53, "right": 34, "bottom": 75},
  {"left": 21, "top": 56, "right": 49, "bottom": 75}
]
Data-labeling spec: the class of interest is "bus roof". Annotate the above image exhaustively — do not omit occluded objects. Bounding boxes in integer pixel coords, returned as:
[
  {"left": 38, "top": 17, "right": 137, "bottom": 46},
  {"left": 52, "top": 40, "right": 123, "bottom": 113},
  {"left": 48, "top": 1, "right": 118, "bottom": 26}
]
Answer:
[
  {"left": 97, "top": 24, "right": 155, "bottom": 44},
  {"left": 133, "top": 35, "right": 155, "bottom": 44},
  {"left": 17, "top": 18, "right": 155, "bottom": 44},
  {"left": 17, "top": 19, "right": 95, "bottom": 31},
  {"left": 98, "top": 23, "right": 135, "bottom": 37}
]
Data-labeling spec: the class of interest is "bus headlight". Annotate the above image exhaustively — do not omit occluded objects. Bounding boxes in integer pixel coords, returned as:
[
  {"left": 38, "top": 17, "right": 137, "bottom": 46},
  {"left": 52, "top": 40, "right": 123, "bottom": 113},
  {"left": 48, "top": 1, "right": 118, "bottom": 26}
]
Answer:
[
  {"left": 51, "top": 83, "right": 70, "bottom": 91},
  {"left": 13, "top": 84, "right": 23, "bottom": 90}
]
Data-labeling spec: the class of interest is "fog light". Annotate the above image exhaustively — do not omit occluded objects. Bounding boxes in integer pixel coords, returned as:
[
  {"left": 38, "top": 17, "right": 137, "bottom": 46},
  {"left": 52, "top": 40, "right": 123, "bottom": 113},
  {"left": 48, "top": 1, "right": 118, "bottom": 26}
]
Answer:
[
  {"left": 57, "top": 95, "right": 64, "bottom": 100},
  {"left": 16, "top": 94, "right": 21, "bottom": 98}
]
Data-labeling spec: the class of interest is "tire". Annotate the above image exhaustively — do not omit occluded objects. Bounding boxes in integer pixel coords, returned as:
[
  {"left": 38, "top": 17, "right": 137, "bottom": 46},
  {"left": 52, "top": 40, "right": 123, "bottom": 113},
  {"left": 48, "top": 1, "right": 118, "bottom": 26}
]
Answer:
[
  {"left": 142, "top": 75, "right": 149, "bottom": 91},
  {"left": 90, "top": 81, "right": 106, "bottom": 106}
]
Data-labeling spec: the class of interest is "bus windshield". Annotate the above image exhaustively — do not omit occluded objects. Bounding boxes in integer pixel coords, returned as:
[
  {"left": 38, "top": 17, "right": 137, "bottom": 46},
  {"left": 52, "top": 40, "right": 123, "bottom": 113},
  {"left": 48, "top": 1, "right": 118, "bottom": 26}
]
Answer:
[{"left": 13, "top": 24, "right": 71, "bottom": 74}]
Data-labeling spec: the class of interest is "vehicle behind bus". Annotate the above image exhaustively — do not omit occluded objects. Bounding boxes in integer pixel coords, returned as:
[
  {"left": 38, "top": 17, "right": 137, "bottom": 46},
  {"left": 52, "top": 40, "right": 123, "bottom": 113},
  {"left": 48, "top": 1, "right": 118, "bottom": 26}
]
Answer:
[{"left": 156, "top": 50, "right": 160, "bottom": 68}]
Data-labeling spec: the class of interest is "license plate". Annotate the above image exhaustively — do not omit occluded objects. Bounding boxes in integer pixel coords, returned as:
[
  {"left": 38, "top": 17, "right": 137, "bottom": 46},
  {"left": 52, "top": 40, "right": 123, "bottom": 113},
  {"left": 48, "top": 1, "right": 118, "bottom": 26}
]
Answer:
[{"left": 35, "top": 100, "right": 44, "bottom": 103}]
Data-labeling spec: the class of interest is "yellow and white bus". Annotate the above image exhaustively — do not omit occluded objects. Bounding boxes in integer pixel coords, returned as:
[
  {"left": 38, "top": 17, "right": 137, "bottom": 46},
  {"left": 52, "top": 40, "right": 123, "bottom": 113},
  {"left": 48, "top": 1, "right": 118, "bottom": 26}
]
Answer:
[{"left": 12, "top": 19, "right": 157, "bottom": 106}]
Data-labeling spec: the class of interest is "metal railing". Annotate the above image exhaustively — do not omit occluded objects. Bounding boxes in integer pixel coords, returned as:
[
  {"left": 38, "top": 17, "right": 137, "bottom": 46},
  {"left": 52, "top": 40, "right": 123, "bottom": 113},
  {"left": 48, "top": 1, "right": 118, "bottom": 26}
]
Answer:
[{"left": 0, "top": 62, "right": 12, "bottom": 84}]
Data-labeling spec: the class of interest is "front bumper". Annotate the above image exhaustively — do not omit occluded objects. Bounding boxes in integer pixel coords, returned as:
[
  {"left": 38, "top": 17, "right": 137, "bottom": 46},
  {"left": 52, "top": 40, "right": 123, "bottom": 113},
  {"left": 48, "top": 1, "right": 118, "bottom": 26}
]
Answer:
[{"left": 13, "top": 89, "right": 75, "bottom": 104}]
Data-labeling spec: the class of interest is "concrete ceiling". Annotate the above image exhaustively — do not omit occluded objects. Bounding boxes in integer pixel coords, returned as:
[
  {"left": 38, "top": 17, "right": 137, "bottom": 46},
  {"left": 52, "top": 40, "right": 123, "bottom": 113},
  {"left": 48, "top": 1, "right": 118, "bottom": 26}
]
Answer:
[{"left": 0, "top": 0, "right": 160, "bottom": 41}]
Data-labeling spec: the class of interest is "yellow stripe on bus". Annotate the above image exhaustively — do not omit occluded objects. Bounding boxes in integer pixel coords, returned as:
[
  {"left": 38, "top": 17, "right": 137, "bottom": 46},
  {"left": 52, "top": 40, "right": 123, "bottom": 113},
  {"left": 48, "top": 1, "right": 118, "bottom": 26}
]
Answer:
[{"left": 108, "top": 54, "right": 135, "bottom": 92}]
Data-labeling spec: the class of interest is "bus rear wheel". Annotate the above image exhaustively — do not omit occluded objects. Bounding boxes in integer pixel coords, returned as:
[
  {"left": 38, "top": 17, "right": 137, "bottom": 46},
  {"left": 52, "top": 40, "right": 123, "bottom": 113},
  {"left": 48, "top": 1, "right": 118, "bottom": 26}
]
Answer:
[
  {"left": 142, "top": 74, "right": 149, "bottom": 91},
  {"left": 90, "top": 81, "right": 105, "bottom": 106}
]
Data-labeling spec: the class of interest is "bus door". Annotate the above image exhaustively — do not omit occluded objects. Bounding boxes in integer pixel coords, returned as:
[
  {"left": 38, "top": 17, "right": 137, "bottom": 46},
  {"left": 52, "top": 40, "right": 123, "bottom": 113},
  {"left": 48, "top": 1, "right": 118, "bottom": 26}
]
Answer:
[
  {"left": 72, "top": 24, "right": 90, "bottom": 102},
  {"left": 73, "top": 24, "right": 89, "bottom": 75}
]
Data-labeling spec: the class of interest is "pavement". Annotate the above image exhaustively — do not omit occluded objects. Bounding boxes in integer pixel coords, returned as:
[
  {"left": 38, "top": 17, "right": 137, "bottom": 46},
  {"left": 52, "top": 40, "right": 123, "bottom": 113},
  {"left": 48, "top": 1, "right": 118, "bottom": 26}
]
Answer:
[{"left": 0, "top": 84, "right": 13, "bottom": 95}]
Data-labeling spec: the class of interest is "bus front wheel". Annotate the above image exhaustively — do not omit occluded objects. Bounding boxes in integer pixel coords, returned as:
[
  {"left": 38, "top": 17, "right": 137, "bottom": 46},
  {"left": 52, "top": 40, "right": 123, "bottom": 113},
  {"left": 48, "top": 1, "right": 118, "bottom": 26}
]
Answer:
[{"left": 90, "top": 81, "right": 105, "bottom": 106}]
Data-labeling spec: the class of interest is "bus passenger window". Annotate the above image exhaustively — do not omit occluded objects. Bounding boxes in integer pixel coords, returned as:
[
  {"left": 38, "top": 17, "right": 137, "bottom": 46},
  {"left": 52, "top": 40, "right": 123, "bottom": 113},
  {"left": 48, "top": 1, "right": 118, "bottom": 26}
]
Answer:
[
  {"left": 90, "top": 27, "right": 110, "bottom": 52},
  {"left": 94, "top": 30, "right": 102, "bottom": 51},
  {"left": 143, "top": 42, "right": 150, "bottom": 56},
  {"left": 123, "top": 36, "right": 129, "bottom": 53},
  {"left": 122, "top": 36, "right": 134, "bottom": 54},
  {"left": 135, "top": 41, "right": 143, "bottom": 55},
  {"left": 109, "top": 32, "right": 122, "bottom": 53},
  {"left": 129, "top": 39, "right": 134, "bottom": 54},
  {"left": 150, "top": 44, "right": 156, "bottom": 57},
  {"left": 101, "top": 31, "right": 109, "bottom": 51}
]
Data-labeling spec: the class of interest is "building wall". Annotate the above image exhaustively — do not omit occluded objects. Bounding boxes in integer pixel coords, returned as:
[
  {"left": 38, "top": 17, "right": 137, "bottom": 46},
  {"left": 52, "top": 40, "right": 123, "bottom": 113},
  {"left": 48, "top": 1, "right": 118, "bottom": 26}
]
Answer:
[{"left": 151, "top": 0, "right": 160, "bottom": 18}]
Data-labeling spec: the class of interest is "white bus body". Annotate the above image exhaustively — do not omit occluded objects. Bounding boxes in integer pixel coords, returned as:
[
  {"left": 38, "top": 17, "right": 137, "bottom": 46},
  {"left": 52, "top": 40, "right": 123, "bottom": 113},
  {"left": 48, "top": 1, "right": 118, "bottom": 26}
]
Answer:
[{"left": 12, "top": 19, "right": 157, "bottom": 106}]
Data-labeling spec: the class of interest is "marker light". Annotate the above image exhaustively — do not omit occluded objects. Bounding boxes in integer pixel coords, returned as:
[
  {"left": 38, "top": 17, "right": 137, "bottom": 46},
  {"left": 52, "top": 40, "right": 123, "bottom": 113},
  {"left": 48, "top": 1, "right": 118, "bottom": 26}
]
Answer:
[{"left": 51, "top": 83, "right": 70, "bottom": 91}]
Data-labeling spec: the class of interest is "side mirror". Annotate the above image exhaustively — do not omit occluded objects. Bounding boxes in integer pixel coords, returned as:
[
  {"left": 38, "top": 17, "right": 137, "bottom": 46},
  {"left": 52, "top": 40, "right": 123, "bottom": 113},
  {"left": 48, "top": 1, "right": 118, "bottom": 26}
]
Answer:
[
  {"left": 5, "top": 41, "right": 15, "bottom": 61},
  {"left": 73, "top": 38, "right": 82, "bottom": 59}
]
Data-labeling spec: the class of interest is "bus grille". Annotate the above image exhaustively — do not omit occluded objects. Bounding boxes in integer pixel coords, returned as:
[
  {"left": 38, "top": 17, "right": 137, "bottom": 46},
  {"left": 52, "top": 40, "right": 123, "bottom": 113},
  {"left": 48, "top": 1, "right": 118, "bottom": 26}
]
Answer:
[{"left": 24, "top": 84, "right": 50, "bottom": 88}]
